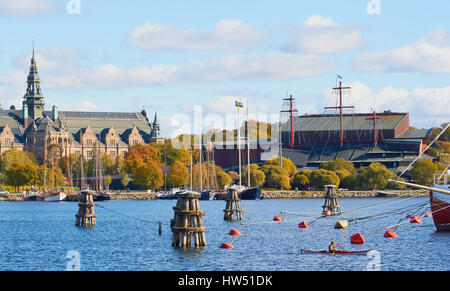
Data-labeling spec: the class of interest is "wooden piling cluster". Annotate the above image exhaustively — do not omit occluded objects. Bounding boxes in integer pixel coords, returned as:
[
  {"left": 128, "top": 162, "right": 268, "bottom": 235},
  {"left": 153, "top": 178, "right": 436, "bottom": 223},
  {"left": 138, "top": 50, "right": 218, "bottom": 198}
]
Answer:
[
  {"left": 75, "top": 190, "right": 97, "bottom": 227},
  {"left": 170, "top": 191, "right": 207, "bottom": 248},
  {"left": 223, "top": 188, "right": 243, "bottom": 221},
  {"left": 322, "top": 185, "right": 342, "bottom": 216}
]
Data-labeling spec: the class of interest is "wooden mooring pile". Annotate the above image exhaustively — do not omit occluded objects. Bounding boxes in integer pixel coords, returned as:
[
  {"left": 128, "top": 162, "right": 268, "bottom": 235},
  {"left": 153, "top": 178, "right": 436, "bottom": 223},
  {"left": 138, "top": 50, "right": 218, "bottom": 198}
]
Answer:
[
  {"left": 170, "top": 191, "right": 207, "bottom": 248},
  {"left": 223, "top": 188, "right": 243, "bottom": 221},
  {"left": 322, "top": 185, "right": 342, "bottom": 216},
  {"left": 75, "top": 190, "right": 97, "bottom": 227}
]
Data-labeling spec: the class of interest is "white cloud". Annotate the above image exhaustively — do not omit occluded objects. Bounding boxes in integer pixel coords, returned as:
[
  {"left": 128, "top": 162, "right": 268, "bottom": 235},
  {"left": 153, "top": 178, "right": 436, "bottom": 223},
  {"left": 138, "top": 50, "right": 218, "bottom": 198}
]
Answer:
[
  {"left": 176, "top": 52, "right": 336, "bottom": 82},
  {"left": 344, "top": 81, "right": 450, "bottom": 128},
  {"left": 353, "top": 29, "right": 450, "bottom": 73},
  {"left": 1, "top": 47, "right": 335, "bottom": 92},
  {"left": 0, "top": 0, "right": 59, "bottom": 16},
  {"left": 284, "top": 15, "right": 366, "bottom": 54},
  {"left": 126, "top": 19, "right": 265, "bottom": 52}
]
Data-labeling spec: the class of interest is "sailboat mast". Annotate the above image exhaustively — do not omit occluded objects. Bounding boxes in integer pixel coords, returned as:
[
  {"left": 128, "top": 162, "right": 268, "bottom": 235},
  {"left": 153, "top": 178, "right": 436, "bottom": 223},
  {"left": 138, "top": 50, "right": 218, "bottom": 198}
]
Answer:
[
  {"left": 199, "top": 137, "right": 203, "bottom": 192},
  {"left": 190, "top": 148, "right": 193, "bottom": 191},
  {"left": 43, "top": 134, "right": 47, "bottom": 192},
  {"left": 247, "top": 98, "right": 250, "bottom": 188},
  {"left": 238, "top": 100, "right": 242, "bottom": 188}
]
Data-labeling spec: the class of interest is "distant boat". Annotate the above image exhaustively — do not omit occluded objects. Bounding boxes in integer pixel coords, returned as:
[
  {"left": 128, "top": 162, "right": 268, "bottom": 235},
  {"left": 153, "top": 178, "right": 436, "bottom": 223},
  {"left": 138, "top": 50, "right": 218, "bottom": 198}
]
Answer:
[
  {"left": 156, "top": 188, "right": 182, "bottom": 200},
  {"left": 200, "top": 190, "right": 215, "bottom": 200},
  {"left": 239, "top": 187, "right": 262, "bottom": 200},
  {"left": 44, "top": 191, "right": 67, "bottom": 202},
  {"left": 24, "top": 191, "right": 39, "bottom": 201}
]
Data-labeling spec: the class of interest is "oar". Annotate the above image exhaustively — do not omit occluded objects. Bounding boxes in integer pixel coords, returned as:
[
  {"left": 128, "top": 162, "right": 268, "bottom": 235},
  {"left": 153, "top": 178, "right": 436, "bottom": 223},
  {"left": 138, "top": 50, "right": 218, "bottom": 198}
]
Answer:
[{"left": 331, "top": 230, "right": 347, "bottom": 256}]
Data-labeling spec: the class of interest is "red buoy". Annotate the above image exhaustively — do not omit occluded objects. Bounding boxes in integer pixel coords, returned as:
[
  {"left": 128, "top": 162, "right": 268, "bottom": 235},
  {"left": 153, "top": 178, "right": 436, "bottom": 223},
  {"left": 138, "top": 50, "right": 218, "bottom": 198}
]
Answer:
[
  {"left": 406, "top": 214, "right": 412, "bottom": 218},
  {"left": 410, "top": 215, "right": 422, "bottom": 224},
  {"left": 298, "top": 221, "right": 309, "bottom": 229},
  {"left": 322, "top": 210, "right": 331, "bottom": 216},
  {"left": 229, "top": 229, "right": 242, "bottom": 236},
  {"left": 425, "top": 213, "right": 431, "bottom": 218},
  {"left": 273, "top": 216, "right": 283, "bottom": 222},
  {"left": 350, "top": 233, "right": 365, "bottom": 245},
  {"left": 221, "top": 243, "right": 234, "bottom": 249},
  {"left": 384, "top": 229, "right": 398, "bottom": 238}
]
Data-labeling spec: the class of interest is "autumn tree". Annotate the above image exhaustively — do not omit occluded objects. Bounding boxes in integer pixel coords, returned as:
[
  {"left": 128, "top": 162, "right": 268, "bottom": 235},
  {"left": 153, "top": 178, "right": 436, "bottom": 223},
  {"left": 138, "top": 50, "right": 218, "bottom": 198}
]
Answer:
[
  {"left": 133, "top": 160, "right": 164, "bottom": 191},
  {"left": 261, "top": 165, "right": 291, "bottom": 189},
  {"left": 167, "top": 161, "right": 189, "bottom": 187},
  {"left": 242, "top": 164, "right": 266, "bottom": 187},
  {"left": 121, "top": 174, "right": 130, "bottom": 189},
  {"left": 5, "top": 162, "right": 40, "bottom": 192},
  {"left": 291, "top": 173, "right": 310, "bottom": 189},
  {"left": 216, "top": 171, "right": 232, "bottom": 189},
  {"left": 264, "top": 156, "right": 297, "bottom": 177},
  {"left": 309, "top": 169, "right": 340, "bottom": 189},
  {"left": 356, "top": 163, "right": 395, "bottom": 190},
  {"left": 320, "top": 158, "right": 357, "bottom": 175}
]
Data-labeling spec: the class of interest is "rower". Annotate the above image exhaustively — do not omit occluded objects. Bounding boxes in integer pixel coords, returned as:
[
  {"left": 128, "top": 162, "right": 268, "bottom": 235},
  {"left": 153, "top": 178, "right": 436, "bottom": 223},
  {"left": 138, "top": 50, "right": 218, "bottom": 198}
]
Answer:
[{"left": 329, "top": 241, "right": 337, "bottom": 253}]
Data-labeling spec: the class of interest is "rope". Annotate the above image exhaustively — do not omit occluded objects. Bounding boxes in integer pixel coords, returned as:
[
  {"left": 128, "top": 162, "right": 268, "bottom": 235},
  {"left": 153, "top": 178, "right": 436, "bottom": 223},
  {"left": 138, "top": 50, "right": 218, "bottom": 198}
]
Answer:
[{"left": 96, "top": 204, "right": 160, "bottom": 225}]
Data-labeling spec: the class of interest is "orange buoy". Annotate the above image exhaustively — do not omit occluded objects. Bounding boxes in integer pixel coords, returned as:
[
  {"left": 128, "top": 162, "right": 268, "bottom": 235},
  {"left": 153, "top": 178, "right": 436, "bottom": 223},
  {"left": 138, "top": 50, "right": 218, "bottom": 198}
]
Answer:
[
  {"left": 425, "top": 213, "right": 431, "bottom": 218},
  {"left": 298, "top": 221, "right": 309, "bottom": 229},
  {"left": 273, "top": 216, "right": 283, "bottom": 222},
  {"left": 384, "top": 229, "right": 398, "bottom": 238},
  {"left": 410, "top": 215, "right": 422, "bottom": 224},
  {"left": 229, "top": 229, "right": 242, "bottom": 236},
  {"left": 221, "top": 243, "right": 234, "bottom": 249},
  {"left": 350, "top": 233, "right": 365, "bottom": 245},
  {"left": 322, "top": 210, "right": 331, "bottom": 216}
]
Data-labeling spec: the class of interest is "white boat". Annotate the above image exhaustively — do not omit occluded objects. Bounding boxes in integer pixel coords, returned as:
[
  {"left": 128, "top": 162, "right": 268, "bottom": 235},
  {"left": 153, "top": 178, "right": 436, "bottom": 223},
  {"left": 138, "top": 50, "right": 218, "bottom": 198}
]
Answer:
[{"left": 44, "top": 192, "right": 67, "bottom": 202}]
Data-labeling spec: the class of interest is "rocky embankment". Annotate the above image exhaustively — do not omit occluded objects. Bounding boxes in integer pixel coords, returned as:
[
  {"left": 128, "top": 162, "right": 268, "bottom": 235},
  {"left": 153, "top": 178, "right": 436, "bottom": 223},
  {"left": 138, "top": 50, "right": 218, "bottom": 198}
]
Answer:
[
  {"left": 66, "top": 192, "right": 155, "bottom": 201},
  {"left": 0, "top": 190, "right": 428, "bottom": 201},
  {"left": 261, "top": 190, "right": 429, "bottom": 199}
]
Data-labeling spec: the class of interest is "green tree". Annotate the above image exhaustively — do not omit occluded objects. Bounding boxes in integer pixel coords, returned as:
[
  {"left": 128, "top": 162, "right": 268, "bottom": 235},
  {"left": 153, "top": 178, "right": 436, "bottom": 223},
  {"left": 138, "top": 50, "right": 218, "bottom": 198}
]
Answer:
[
  {"left": 264, "top": 156, "right": 297, "bottom": 177},
  {"left": 216, "top": 171, "right": 232, "bottom": 190},
  {"left": 261, "top": 165, "right": 291, "bottom": 189},
  {"left": 309, "top": 169, "right": 340, "bottom": 189},
  {"left": 5, "top": 162, "right": 39, "bottom": 192},
  {"left": 227, "top": 171, "right": 239, "bottom": 183},
  {"left": 242, "top": 164, "right": 266, "bottom": 187},
  {"left": 409, "top": 160, "right": 438, "bottom": 185},
  {"left": 105, "top": 175, "right": 112, "bottom": 188},
  {"left": 320, "top": 158, "right": 357, "bottom": 175},
  {"left": 357, "top": 162, "right": 395, "bottom": 190},
  {"left": 121, "top": 174, "right": 130, "bottom": 188},
  {"left": 291, "top": 173, "right": 309, "bottom": 189}
]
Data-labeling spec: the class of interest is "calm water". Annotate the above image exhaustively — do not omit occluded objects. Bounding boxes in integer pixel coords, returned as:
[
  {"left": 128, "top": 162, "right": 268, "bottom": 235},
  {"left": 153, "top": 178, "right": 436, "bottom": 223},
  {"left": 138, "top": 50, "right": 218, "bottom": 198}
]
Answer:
[{"left": 0, "top": 198, "right": 448, "bottom": 271}]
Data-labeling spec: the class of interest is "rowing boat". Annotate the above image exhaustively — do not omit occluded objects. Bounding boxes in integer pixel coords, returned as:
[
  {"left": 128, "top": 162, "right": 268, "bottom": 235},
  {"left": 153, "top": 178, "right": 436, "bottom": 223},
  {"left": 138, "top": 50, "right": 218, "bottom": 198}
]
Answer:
[{"left": 301, "top": 249, "right": 371, "bottom": 255}]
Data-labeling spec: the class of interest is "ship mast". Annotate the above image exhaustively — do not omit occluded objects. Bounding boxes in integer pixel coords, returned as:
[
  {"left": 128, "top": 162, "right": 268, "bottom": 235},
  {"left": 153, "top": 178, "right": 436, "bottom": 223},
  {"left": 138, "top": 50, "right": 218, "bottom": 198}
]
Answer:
[{"left": 324, "top": 81, "right": 353, "bottom": 146}]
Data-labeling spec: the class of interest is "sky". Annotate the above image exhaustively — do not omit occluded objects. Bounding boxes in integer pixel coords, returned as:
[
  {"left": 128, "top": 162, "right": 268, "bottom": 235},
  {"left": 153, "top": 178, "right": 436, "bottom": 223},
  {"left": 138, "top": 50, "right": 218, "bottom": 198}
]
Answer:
[{"left": 0, "top": 0, "right": 449, "bottom": 137}]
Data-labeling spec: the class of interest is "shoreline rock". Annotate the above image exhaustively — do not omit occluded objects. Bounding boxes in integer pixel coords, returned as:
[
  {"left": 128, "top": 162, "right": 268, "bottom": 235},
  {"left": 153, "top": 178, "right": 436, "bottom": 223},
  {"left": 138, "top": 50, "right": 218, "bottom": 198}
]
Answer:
[{"left": 261, "top": 190, "right": 428, "bottom": 199}]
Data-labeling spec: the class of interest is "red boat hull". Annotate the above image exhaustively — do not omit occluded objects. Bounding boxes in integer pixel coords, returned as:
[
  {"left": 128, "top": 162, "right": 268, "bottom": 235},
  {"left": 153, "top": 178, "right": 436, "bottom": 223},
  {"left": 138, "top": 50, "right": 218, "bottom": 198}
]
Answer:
[
  {"left": 430, "top": 190, "right": 450, "bottom": 231},
  {"left": 301, "top": 249, "right": 371, "bottom": 255}
]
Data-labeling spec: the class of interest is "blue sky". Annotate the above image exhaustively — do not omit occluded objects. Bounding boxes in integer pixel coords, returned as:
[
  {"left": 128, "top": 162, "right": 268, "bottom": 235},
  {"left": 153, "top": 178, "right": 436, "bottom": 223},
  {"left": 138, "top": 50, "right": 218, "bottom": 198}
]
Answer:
[{"left": 0, "top": 0, "right": 449, "bottom": 136}]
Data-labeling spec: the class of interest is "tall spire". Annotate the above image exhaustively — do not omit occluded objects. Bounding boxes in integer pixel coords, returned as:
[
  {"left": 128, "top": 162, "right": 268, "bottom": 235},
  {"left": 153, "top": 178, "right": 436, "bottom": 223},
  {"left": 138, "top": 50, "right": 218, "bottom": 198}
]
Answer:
[
  {"left": 23, "top": 44, "right": 45, "bottom": 120},
  {"left": 150, "top": 111, "right": 162, "bottom": 140}
]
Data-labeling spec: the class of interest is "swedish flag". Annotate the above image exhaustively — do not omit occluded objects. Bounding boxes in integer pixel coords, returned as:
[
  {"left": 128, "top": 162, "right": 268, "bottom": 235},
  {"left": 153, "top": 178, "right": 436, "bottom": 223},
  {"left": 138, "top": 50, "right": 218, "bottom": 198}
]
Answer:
[{"left": 235, "top": 101, "right": 244, "bottom": 108}]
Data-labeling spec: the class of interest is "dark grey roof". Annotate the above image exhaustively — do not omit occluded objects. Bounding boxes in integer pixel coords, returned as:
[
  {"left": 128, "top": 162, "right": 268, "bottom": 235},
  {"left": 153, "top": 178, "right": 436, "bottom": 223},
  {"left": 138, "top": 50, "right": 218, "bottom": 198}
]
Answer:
[{"left": 281, "top": 112, "right": 408, "bottom": 132}]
